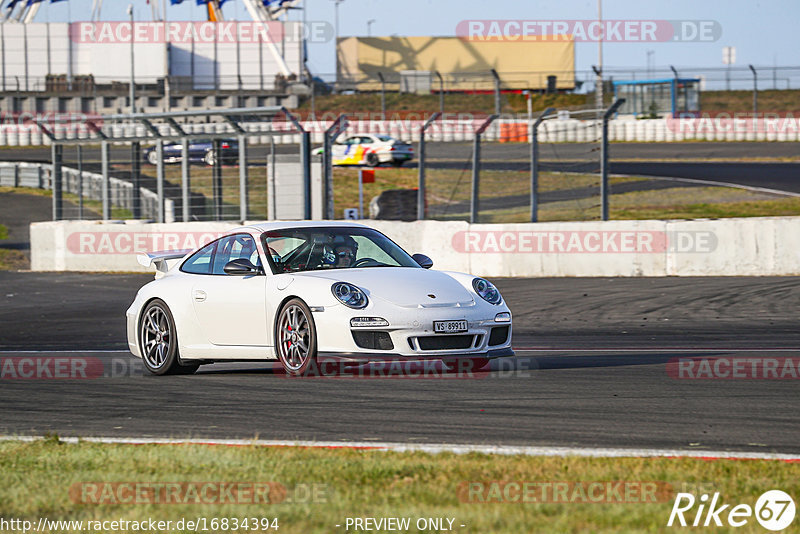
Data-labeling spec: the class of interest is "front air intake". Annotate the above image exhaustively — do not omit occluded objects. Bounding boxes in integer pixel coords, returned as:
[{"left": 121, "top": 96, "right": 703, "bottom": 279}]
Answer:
[
  {"left": 488, "top": 326, "right": 510, "bottom": 346},
  {"left": 352, "top": 331, "right": 394, "bottom": 351},
  {"left": 417, "top": 335, "right": 475, "bottom": 351}
]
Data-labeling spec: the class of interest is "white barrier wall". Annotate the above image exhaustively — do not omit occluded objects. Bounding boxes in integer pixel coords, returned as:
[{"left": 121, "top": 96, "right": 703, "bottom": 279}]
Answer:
[
  {"left": 30, "top": 217, "right": 800, "bottom": 277},
  {"left": 5, "top": 117, "right": 800, "bottom": 147}
]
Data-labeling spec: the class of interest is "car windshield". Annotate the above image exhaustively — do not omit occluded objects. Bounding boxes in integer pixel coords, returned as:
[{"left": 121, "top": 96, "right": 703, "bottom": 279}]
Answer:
[{"left": 262, "top": 227, "right": 420, "bottom": 273}]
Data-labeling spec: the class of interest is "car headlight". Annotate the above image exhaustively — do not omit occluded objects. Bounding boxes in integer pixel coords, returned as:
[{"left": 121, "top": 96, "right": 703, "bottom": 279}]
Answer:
[
  {"left": 331, "top": 282, "right": 368, "bottom": 309},
  {"left": 472, "top": 278, "right": 502, "bottom": 305}
]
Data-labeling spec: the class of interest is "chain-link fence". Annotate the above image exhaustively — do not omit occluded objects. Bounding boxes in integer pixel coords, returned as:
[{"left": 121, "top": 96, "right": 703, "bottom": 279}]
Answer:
[
  {"left": 7, "top": 96, "right": 796, "bottom": 225},
  {"left": 1, "top": 99, "right": 625, "bottom": 224},
  {"left": 34, "top": 107, "right": 323, "bottom": 223}
]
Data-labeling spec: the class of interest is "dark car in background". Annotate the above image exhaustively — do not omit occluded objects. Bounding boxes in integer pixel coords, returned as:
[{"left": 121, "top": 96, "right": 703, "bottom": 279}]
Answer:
[{"left": 144, "top": 139, "right": 239, "bottom": 166}]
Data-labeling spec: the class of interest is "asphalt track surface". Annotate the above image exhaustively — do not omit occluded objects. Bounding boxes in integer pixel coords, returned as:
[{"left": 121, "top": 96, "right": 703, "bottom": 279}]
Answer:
[
  {"left": 1, "top": 271, "right": 799, "bottom": 454},
  {"left": 4, "top": 142, "right": 800, "bottom": 194}
]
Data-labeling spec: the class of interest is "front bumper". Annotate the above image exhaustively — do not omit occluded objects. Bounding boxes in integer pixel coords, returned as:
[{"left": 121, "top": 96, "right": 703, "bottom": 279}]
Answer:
[
  {"left": 312, "top": 303, "right": 513, "bottom": 362},
  {"left": 378, "top": 152, "right": 414, "bottom": 163},
  {"left": 125, "top": 302, "right": 141, "bottom": 358},
  {"left": 318, "top": 346, "right": 514, "bottom": 363}
]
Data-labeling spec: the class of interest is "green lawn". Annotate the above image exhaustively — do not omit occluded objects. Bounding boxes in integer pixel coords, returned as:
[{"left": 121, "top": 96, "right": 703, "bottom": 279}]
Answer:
[
  {"left": 6, "top": 165, "right": 800, "bottom": 226},
  {"left": 0, "top": 439, "right": 797, "bottom": 534},
  {"left": 328, "top": 167, "right": 800, "bottom": 223},
  {"left": 0, "top": 222, "right": 27, "bottom": 269}
]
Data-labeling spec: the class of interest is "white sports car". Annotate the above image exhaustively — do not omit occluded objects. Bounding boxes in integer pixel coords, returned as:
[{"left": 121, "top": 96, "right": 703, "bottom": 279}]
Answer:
[
  {"left": 126, "top": 222, "right": 513, "bottom": 376},
  {"left": 311, "top": 134, "right": 414, "bottom": 167}
]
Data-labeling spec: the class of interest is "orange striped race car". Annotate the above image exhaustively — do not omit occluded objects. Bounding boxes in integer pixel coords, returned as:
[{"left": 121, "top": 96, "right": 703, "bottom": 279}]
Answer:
[{"left": 312, "top": 134, "right": 414, "bottom": 167}]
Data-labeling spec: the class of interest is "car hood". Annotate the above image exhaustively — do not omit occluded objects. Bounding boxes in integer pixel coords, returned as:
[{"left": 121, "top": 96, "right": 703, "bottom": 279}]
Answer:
[{"left": 297, "top": 267, "right": 475, "bottom": 308}]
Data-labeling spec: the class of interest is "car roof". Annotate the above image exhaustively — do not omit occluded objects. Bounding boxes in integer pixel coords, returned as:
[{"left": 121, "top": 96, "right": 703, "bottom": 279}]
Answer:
[{"left": 239, "top": 221, "right": 372, "bottom": 234}]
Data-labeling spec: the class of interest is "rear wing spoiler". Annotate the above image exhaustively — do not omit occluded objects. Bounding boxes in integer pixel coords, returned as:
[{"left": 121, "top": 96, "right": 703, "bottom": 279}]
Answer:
[{"left": 137, "top": 249, "right": 192, "bottom": 278}]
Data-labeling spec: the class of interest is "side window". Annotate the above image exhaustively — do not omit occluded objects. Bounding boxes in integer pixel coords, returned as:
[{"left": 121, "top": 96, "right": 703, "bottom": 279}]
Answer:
[
  {"left": 211, "top": 234, "right": 261, "bottom": 275},
  {"left": 181, "top": 241, "right": 216, "bottom": 275},
  {"left": 359, "top": 136, "right": 373, "bottom": 145}
]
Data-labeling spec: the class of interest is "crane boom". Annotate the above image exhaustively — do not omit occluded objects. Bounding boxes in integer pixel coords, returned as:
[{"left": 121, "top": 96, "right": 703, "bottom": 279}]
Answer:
[{"left": 242, "top": 0, "right": 292, "bottom": 76}]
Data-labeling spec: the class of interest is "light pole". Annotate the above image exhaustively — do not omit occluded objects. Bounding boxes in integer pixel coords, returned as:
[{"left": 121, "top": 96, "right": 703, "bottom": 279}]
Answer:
[
  {"left": 749, "top": 64, "right": 758, "bottom": 114},
  {"left": 595, "top": 0, "right": 603, "bottom": 112},
  {"left": 434, "top": 70, "right": 444, "bottom": 114},
  {"left": 669, "top": 65, "right": 678, "bottom": 116},
  {"left": 367, "top": 19, "right": 375, "bottom": 37},
  {"left": 334, "top": 0, "right": 345, "bottom": 92},
  {"left": 128, "top": 4, "right": 135, "bottom": 114}
]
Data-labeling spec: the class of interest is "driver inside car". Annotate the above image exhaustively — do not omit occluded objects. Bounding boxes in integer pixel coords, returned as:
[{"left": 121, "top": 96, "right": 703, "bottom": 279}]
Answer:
[
  {"left": 333, "top": 235, "right": 358, "bottom": 268},
  {"left": 320, "top": 235, "right": 358, "bottom": 269}
]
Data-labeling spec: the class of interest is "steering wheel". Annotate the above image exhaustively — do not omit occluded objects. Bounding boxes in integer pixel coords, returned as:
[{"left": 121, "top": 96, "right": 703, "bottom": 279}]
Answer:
[{"left": 353, "top": 257, "right": 381, "bottom": 267}]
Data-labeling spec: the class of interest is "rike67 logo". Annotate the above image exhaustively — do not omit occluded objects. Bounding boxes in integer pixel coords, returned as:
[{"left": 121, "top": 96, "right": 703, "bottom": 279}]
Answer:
[{"left": 668, "top": 490, "right": 795, "bottom": 531}]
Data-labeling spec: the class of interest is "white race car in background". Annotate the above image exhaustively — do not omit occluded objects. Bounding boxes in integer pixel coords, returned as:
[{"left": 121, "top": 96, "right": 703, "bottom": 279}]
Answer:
[
  {"left": 312, "top": 134, "right": 414, "bottom": 167},
  {"left": 127, "top": 222, "right": 513, "bottom": 376}
]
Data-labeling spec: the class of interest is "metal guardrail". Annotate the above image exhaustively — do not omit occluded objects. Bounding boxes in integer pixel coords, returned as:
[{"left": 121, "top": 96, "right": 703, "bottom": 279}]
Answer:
[{"left": 0, "top": 161, "right": 174, "bottom": 221}]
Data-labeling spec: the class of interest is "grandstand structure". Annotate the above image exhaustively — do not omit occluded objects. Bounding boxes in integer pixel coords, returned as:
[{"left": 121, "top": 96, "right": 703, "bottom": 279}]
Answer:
[
  {"left": 2, "top": 0, "right": 300, "bottom": 24},
  {"left": 0, "top": 0, "right": 308, "bottom": 116}
]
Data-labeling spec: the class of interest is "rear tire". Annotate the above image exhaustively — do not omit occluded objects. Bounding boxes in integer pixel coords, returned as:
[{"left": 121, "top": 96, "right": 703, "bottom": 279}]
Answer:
[
  {"left": 276, "top": 298, "right": 318, "bottom": 376},
  {"left": 203, "top": 150, "right": 217, "bottom": 166},
  {"left": 139, "top": 299, "right": 199, "bottom": 376},
  {"left": 147, "top": 150, "right": 159, "bottom": 166}
]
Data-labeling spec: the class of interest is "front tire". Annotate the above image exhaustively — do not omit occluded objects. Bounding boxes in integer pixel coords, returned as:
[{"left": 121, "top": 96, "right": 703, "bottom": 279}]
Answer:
[
  {"left": 147, "top": 150, "right": 159, "bottom": 166},
  {"left": 366, "top": 152, "right": 380, "bottom": 167},
  {"left": 203, "top": 150, "right": 217, "bottom": 166},
  {"left": 139, "top": 299, "right": 199, "bottom": 376},
  {"left": 276, "top": 298, "right": 318, "bottom": 376}
]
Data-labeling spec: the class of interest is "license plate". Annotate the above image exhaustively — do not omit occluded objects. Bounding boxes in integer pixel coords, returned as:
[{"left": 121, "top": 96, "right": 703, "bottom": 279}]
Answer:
[{"left": 433, "top": 320, "right": 468, "bottom": 333}]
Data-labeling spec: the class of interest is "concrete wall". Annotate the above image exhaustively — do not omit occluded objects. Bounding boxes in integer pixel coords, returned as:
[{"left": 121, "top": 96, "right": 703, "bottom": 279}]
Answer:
[
  {"left": 30, "top": 217, "right": 800, "bottom": 277},
  {"left": 3, "top": 116, "right": 800, "bottom": 148}
]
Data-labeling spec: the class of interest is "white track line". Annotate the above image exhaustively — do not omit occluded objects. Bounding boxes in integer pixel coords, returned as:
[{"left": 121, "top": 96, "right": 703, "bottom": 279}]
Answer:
[
  {"left": 613, "top": 172, "right": 800, "bottom": 198},
  {"left": 513, "top": 347, "right": 800, "bottom": 353},
  {"left": 1, "top": 435, "right": 798, "bottom": 461},
  {"left": 3, "top": 348, "right": 799, "bottom": 355}
]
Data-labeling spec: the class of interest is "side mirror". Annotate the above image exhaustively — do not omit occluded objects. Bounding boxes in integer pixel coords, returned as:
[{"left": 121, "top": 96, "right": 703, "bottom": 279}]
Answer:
[
  {"left": 412, "top": 253, "right": 433, "bottom": 269},
  {"left": 223, "top": 258, "right": 261, "bottom": 276}
]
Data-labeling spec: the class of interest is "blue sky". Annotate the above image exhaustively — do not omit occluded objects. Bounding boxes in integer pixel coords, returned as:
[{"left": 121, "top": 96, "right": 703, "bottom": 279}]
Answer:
[{"left": 33, "top": 0, "right": 800, "bottom": 77}]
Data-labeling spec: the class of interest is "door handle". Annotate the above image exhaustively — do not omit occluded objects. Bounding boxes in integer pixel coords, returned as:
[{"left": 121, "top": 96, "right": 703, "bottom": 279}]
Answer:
[{"left": 193, "top": 290, "right": 207, "bottom": 302}]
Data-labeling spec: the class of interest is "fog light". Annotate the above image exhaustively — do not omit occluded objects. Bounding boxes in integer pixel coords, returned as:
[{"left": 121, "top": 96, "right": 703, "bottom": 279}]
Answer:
[
  {"left": 494, "top": 312, "right": 511, "bottom": 323},
  {"left": 350, "top": 317, "right": 389, "bottom": 327}
]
